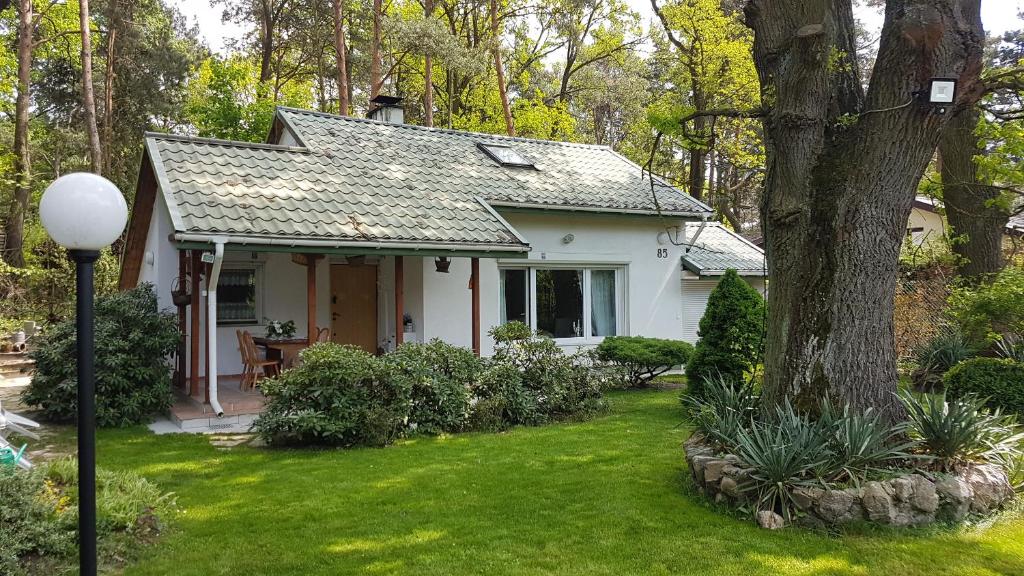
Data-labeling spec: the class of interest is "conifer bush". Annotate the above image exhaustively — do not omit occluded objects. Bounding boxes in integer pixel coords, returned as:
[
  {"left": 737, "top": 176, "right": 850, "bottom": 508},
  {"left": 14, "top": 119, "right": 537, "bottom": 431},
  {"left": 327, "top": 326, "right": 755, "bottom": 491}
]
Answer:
[{"left": 684, "top": 270, "right": 765, "bottom": 397}]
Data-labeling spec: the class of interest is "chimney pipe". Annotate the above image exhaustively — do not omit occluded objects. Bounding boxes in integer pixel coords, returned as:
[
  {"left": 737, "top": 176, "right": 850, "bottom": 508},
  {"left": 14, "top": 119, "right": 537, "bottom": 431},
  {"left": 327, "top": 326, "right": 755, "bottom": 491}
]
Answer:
[{"left": 368, "top": 95, "right": 405, "bottom": 124}]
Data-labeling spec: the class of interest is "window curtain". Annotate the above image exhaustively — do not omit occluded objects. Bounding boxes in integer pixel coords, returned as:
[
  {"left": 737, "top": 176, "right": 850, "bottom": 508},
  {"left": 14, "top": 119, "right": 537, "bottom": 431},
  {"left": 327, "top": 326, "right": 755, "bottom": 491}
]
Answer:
[
  {"left": 591, "top": 270, "right": 616, "bottom": 337},
  {"left": 499, "top": 270, "right": 508, "bottom": 324}
]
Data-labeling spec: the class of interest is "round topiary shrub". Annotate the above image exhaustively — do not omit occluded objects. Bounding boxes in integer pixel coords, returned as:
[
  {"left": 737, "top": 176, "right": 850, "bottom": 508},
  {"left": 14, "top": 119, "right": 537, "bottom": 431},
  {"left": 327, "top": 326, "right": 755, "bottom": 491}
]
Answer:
[
  {"left": 685, "top": 269, "right": 765, "bottom": 397},
  {"left": 387, "top": 339, "right": 481, "bottom": 434},
  {"left": 944, "top": 357, "right": 1024, "bottom": 414},
  {"left": 23, "top": 284, "right": 179, "bottom": 427},
  {"left": 595, "top": 336, "right": 693, "bottom": 387},
  {"left": 252, "top": 343, "right": 411, "bottom": 446}
]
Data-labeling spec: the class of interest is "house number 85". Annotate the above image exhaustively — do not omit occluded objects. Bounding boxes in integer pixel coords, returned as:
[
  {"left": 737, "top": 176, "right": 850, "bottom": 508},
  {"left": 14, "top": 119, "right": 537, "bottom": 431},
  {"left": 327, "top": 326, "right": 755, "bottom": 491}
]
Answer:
[{"left": 656, "top": 248, "right": 669, "bottom": 259}]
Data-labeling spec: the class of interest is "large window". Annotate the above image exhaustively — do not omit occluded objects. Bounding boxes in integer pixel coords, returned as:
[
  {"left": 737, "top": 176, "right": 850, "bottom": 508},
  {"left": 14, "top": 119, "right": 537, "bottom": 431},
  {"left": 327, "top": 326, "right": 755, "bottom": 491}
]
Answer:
[
  {"left": 500, "top": 266, "right": 622, "bottom": 341},
  {"left": 217, "top": 267, "right": 261, "bottom": 325}
]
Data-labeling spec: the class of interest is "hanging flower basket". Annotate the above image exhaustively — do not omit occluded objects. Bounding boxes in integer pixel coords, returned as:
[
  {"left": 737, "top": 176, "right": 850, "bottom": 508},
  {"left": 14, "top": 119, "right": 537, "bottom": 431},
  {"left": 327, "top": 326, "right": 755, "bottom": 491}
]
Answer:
[{"left": 171, "top": 277, "right": 191, "bottom": 307}]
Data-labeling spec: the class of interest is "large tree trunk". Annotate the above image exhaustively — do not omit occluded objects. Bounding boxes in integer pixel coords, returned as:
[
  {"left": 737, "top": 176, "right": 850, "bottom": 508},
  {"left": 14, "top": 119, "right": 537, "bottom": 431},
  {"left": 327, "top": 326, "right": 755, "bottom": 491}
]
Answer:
[
  {"left": 490, "top": 0, "right": 514, "bottom": 136},
  {"left": 939, "top": 106, "right": 1006, "bottom": 278},
  {"left": 423, "top": 0, "right": 434, "bottom": 126},
  {"left": 332, "top": 0, "right": 349, "bottom": 114},
  {"left": 259, "top": 0, "right": 274, "bottom": 84},
  {"left": 3, "top": 0, "right": 33, "bottom": 267},
  {"left": 79, "top": 0, "right": 102, "bottom": 173},
  {"left": 749, "top": 0, "right": 984, "bottom": 421},
  {"left": 370, "top": 0, "right": 382, "bottom": 99}
]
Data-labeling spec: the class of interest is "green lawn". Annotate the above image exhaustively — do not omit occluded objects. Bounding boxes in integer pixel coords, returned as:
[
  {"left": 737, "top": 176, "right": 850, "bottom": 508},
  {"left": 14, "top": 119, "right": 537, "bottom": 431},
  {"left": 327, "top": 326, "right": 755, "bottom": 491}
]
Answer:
[{"left": 95, "top": 390, "right": 1024, "bottom": 576}]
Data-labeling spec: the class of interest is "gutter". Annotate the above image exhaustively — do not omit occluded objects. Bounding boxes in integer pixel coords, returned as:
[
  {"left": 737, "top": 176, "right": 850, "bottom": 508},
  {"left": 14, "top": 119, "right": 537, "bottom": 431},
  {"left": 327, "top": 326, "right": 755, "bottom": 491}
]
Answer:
[
  {"left": 171, "top": 233, "right": 530, "bottom": 253},
  {"left": 203, "top": 239, "right": 227, "bottom": 417}
]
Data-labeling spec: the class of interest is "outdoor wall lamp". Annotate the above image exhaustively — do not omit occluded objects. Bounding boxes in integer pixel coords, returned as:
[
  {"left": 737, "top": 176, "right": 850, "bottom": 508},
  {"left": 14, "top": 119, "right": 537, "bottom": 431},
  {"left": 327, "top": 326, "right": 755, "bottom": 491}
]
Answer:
[
  {"left": 435, "top": 256, "right": 451, "bottom": 273},
  {"left": 39, "top": 172, "right": 128, "bottom": 576}
]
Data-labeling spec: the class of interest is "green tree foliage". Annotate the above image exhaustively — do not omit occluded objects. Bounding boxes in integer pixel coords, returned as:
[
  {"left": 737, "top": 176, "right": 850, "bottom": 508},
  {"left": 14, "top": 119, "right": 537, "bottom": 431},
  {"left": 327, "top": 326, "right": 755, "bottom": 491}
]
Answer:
[
  {"left": 685, "top": 269, "right": 765, "bottom": 396},
  {"left": 947, "top": 265, "right": 1024, "bottom": 345},
  {"left": 23, "top": 284, "right": 179, "bottom": 426}
]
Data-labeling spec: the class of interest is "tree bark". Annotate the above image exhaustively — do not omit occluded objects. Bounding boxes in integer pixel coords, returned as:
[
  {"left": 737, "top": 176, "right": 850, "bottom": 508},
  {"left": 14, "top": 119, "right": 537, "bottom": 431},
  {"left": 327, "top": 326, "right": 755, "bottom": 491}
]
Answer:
[
  {"left": 370, "top": 0, "right": 382, "bottom": 99},
  {"left": 423, "top": 0, "right": 434, "bottom": 126},
  {"left": 101, "top": 25, "right": 115, "bottom": 174},
  {"left": 79, "top": 0, "right": 102, "bottom": 174},
  {"left": 490, "top": 0, "right": 514, "bottom": 136},
  {"left": 3, "top": 0, "right": 33, "bottom": 267},
  {"left": 332, "top": 0, "right": 349, "bottom": 114},
  {"left": 939, "top": 106, "right": 1006, "bottom": 278},
  {"left": 747, "top": 0, "right": 984, "bottom": 421}
]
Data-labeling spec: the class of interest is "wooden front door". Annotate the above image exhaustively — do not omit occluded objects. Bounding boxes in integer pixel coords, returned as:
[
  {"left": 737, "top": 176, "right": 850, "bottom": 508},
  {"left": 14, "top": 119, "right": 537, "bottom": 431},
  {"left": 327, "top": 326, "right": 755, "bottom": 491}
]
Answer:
[{"left": 330, "top": 263, "right": 378, "bottom": 353}]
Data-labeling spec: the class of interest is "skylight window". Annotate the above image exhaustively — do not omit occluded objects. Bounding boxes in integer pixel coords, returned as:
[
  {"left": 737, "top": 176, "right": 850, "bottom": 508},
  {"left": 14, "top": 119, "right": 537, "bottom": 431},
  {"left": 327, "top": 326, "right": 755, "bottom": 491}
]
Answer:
[{"left": 477, "top": 143, "right": 535, "bottom": 168}]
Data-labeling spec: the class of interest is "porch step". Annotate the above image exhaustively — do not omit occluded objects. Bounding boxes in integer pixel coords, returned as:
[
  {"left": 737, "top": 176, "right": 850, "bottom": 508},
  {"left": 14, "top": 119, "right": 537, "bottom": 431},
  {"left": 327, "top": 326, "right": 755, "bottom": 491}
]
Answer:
[{"left": 0, "top": 354, "right": 33, "bottom": 377}]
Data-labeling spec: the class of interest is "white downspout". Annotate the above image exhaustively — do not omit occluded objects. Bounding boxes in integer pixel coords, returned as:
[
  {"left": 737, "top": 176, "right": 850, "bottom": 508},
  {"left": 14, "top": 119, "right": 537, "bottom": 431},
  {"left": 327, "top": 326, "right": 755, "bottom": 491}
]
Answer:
[{"left": 205, "top": 240, "right": 226, "bottom": 417}]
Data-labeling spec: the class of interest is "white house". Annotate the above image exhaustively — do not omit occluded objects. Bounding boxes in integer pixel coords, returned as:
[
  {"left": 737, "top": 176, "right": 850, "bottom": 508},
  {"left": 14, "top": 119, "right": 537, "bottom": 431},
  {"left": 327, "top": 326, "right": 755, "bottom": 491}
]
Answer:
[{"left": 119, "top": 98, "right": 765, "bottom": 413}]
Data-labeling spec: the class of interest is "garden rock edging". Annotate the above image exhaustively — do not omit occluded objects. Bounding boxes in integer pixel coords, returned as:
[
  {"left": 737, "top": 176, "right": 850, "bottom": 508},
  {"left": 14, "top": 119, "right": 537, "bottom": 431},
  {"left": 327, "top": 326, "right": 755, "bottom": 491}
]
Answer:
[{"left": 683, "top": 433, "right": 1015, "bottom": 528}]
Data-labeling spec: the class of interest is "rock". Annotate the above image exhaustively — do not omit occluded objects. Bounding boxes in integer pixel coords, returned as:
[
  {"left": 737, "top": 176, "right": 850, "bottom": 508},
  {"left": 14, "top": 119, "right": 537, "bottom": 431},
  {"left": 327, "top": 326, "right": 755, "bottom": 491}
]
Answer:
[
  {"left": 964, "top": 464, "right": 1014, "bottom": 513},
  {"left": 719, "top": 476, "right": 739, "bottom": 498},
  {"left": 723, "top": 454, "right": 742, "bottom": 465},
  {"left": 690, "top": 455, "right": 715, "bottom": 487},
  {"left": 756, "top": 510, "right": 786, "bottom": 530},
  {"left": 862, "top": 481, "right": 895, "bottom": 523},
  {"left": 817, "top": 489, "right": 859, "bottom": 524},
  {"left": 791, "top": 486, "right": 823, "bottom": 512},
  {"left": 891, "top": 477, "right": 914, "bottom": 502},
  {"left": 908, "top": 474, "right": 938, "bottom": 513},
  {"left": 704, "top": 459, "right": 729, "bottom": 484},
  {"left": 936, "top": 476, "right": 974, "bottom": 521}
]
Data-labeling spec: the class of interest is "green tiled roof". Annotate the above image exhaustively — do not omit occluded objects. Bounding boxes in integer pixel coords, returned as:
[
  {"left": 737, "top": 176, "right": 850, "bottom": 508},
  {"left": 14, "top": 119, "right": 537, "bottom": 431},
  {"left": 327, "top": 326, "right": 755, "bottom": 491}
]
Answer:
[
  {"left": 680, "top": 223, "right": 766, "bottom": 276},
  {"left": 146, "top": 134, "right": 529, "bottom": 252},
  {"left": 276, "top": 108, "right": 713, "bottom": 216}
]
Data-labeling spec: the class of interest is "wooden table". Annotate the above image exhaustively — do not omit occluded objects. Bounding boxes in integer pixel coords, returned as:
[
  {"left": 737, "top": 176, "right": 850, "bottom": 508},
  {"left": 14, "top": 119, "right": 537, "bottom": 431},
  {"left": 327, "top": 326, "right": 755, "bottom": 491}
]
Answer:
[{"left": 252, "top": 337, "right": 309, "bottom": 369}]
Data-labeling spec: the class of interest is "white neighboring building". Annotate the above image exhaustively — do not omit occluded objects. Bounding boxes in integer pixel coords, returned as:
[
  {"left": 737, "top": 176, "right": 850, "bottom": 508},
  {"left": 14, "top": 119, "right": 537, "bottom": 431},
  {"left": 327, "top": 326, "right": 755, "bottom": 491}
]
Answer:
[{"left": 119, "top": 98, "right": 765, "bottom": 407}]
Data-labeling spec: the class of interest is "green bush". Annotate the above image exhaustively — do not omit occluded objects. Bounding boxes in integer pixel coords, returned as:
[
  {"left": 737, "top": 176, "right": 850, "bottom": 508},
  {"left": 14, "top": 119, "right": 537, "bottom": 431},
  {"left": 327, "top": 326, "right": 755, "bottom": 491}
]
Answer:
[
  {"left": 0, "top": 468, "right": 72, "bottom": 575},
  {"left": 944, "top": 357, "right": 1024, "bottom": 414},
  {"left": 948, "top": 265, "right": 1024, "bottom": 345},
  {"left": 23, "top": 284, "right": 179, "bottom": 427},
  {"left": 387, "top": 340, "right": 482, "bottom": 434},
  {"left": 595, "top": 336, "right": 693, "bottom": 387},
  {"left": 253, "top": 343, "right": 411, "bottom": 446},
  {"left": 685, "top": 269, "right": 765, "bottom": 397}
]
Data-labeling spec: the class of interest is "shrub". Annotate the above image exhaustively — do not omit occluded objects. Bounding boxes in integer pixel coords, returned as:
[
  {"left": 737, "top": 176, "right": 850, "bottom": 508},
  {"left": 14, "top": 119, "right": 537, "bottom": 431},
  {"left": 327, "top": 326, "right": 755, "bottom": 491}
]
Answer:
[
  {"left": 0, "top": 468, "right": 72, "bottom": 575},
  {"left": 947, "top": 265, "right": 1024, "bottom": 345},
  {"left": 944, "top": 357, "right": 1024, "bottom": 415},
  {"left": 900, "top": 391, "right": 1024, "bottom": 471},
  {"left": 995, "top": 334, "right": 1024, "bottom": 363},
  {"left": 595, "top": 336, "right": 693, "bottom": 387},
  {"left": 909, "top": 326, "right": 976, "bottom": 391},
  {"left": 685, "top": 269, "right": 765, "bottom": 397},
  {"left": 818, "top": 404, "right": 917, "bottom": 484},
  {"left": 387, "top": 340, "right": 481, "bottom": 434},
  {"left": 23, "top": 284, "right": 179, "bottom": 427},
  {"left": 252, "top": 343, "right": 411, "bottom": 446}
]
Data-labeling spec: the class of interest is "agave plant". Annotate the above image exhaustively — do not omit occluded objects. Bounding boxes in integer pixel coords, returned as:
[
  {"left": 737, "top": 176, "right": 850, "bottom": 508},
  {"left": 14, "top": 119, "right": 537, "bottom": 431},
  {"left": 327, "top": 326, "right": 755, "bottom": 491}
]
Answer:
[
  {"left": 995, "top": 334, "right": 1024, "bottom": 363},
  {"left": 732, "top": 401, "right": 832, "bottom": 520},
  {"left": 819, "top": 404, "right": 920, "bottom": 485},
  {"left": 899, "top": 390, "right": 1024, "bottom": 471},
  {"left": 682, "top": 374, "right": 758, "bottom": 448},
  {"left": 910, "top": 327, "right": 975, "bottom": 391}
]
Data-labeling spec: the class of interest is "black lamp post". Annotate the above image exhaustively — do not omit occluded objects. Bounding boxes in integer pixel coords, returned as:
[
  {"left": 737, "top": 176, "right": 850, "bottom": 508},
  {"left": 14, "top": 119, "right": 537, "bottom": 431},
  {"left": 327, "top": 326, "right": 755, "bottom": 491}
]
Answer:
[{"left": 39, "top": 173, "right": 127, "bottom": 576}]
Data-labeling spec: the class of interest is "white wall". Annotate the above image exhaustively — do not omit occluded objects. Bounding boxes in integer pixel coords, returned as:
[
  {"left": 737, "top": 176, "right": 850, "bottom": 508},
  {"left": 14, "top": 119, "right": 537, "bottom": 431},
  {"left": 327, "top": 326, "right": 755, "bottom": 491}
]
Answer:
[{"left": 907, "top": 207, "right": 945, "bottom": 247}]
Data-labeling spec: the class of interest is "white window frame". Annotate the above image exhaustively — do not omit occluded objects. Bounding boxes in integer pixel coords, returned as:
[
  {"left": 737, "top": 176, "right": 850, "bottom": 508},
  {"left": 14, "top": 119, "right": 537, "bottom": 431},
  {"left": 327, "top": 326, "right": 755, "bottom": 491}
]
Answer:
[
  {"left": 500, "top": 264, "right": 626, "bottom": 345},
  {"left": 216, "top": 262, "right": 265, "bottom": 326}
]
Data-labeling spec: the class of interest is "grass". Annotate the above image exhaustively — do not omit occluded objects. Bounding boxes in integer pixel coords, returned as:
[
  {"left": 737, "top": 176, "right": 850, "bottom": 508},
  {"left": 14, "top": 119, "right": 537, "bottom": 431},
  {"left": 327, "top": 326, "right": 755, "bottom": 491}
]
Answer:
[{"left": 90, "top": 390, "right": 1024, "bottom": 576}]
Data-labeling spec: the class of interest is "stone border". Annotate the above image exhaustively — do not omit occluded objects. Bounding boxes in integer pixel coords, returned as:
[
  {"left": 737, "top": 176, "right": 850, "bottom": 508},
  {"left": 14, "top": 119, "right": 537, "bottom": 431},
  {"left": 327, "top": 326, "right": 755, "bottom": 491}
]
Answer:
[{"left": 684, "top": 433, "right": 1016, "bottom": 528}]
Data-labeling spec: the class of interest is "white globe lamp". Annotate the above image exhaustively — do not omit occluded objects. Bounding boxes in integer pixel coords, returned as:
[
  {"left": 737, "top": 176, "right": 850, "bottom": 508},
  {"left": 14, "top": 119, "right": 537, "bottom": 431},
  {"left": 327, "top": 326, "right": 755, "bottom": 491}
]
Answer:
[
  {"left": 38, "top": 172, "right": 126, "bottom": 576},
  {"left": 40, "top": 172, "right": 127, "bottom": 250}
]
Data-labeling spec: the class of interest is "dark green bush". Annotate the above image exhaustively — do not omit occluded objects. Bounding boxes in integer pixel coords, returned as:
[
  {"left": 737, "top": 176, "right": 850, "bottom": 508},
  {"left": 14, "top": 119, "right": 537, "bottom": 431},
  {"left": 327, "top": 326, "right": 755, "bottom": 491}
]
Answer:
[
  {"left": 947, "top": 266, "right": 1024, "bottom": 345},
  {"left": 0, "top": 468, "right": 72, "bottom": 575},
  {"left": 685, "top": 269, "right": 765, "bottom": 397},
  {"left": 23, "top": 284, "right": 179, "bottom": 427},
  {"left": 944, "top": 357, "right": 1024, "bottom": 414},
  {"left": 387, "top": 339, "right": 482, "bottom": 434},
  {"left": 253, "top": 343, "right": 411, "bottom": 446},
  {"left": 595, "top": 336, "right": 693, "bottom": 387}
]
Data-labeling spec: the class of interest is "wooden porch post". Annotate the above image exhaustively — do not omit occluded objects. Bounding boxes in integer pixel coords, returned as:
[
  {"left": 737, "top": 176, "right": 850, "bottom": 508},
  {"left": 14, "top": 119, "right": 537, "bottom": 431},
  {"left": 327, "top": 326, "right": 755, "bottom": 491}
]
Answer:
[
  {"left": 189, "top": 250, "right": 201, "bottom": 397},
  {"left": 176, "top": 250, "right": 186, "bottom": 389},
  {"left": 471, "top": 257, "right": 480, "bottom": 356},
  {"left": 395, "top": 256, "right": 404, "bottom": 347},
  {"left": 307, "top": 254, "right": 319, "bottom": 343}
]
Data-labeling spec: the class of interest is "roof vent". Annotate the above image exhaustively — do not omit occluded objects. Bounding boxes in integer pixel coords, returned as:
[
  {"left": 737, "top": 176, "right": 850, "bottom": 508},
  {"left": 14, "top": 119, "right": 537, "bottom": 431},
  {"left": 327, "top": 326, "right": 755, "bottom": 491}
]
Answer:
[{"left": 368, "top": 95, "right": 404, "bottom": 125}]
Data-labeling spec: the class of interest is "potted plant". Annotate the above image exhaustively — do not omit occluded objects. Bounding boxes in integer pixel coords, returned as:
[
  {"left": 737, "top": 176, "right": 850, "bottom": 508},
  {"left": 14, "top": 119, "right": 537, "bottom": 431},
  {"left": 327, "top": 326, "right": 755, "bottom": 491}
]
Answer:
[
  {"left": 264, "top": 319, "right": 297, "bottom": 340},
  {"left": 403, "top": 313, "right": 414, "bottom": 333}
]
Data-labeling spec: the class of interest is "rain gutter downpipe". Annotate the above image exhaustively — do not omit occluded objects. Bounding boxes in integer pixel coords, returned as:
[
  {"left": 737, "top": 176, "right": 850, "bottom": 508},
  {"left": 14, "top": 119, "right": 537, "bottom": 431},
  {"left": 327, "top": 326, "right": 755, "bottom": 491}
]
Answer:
[{"left": 205, "top": 239, "right": 226, "bottom": 417}]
